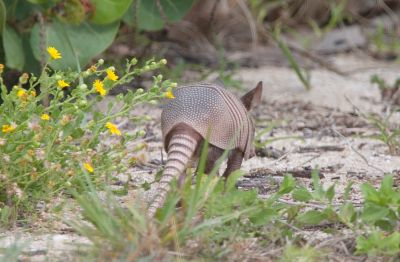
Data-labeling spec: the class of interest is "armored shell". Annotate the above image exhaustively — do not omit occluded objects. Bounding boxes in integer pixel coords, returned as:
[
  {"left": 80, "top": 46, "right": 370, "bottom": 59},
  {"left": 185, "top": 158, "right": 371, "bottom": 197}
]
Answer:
[{"left": 161, "top": 83, "right": 255, "bottom": 159}]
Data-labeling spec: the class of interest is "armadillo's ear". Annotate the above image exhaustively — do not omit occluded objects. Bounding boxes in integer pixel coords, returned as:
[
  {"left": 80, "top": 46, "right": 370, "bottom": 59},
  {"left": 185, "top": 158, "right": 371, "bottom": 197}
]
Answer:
[{"left": 241, "top": 81, "right": 263, "bottom": 111}]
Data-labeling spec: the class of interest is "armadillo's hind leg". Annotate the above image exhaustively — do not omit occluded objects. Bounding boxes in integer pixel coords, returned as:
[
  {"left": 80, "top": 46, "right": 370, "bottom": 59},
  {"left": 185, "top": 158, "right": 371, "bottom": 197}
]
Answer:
[
  {"left": 196, "top": 144, "right": 224, "bottom": 176},
  {"left": 148, "top": 132, "right": 199, "bottom": 218},
  {"left": 222, "top": 149, "right": 244, "bottom": 179}
]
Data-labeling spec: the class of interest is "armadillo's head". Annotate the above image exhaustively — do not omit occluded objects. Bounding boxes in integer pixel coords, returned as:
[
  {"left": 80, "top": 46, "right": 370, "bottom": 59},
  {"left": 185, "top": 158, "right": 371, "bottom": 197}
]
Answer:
[{"left": 240, "top": 81, "right": 263, "bottom": 158}]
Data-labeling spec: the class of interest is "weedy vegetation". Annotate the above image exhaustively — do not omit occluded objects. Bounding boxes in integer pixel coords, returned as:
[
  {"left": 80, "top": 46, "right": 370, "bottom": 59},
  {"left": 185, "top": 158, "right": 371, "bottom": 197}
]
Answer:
[
  {"left": 0, "top": 48, "right": 176, "bottom": 227},
  {"left": 364, "top": 75, "right": 400, "bottom": 155},
  {"left": 69, "top": 166, "right": 400, "bottom": 260}
]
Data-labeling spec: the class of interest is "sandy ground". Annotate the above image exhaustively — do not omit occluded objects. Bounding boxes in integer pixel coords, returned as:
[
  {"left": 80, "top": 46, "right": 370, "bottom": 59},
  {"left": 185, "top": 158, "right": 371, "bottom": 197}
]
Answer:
[{"left": 1, "top": 53, "right": 400, "bottom": 261}]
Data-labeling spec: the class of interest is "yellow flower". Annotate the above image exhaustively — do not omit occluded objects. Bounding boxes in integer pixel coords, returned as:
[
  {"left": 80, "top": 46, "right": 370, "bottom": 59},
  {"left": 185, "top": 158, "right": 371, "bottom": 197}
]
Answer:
[
  {"left": 165, "top": 90, "right": 175, "bottom": 99},
  {"left": 84, "top": 162, "right": 94, "bottom": 173},
  {"left": 47, "top": 46, "right": 62, "bottom": 59},
  {"left": 30, "top": 90, "right": 36, "bottom": 97},
  {"left": 57, "top": 80, "right": 70, "bottom": 89},
  {"left": 0, "top": 64, "right": 4, "bottom": 73},
  {"left": 106, "top": 69, "right": 118, "bottom": 81},
  {"left": 105, "top": 122, "right": 121, "bottom": 136},
  {"left": 41, "top": 114, "right": 50, "bottom": 121},
  {"left": 93, "top": 79, "right": 106, "bottom": 96},
  {"left": 2, "top": 124, "right": 16, "bottom": 133},
  {"left": 89, "top": 65, "right": 97, "bottom": 72},
  {"left": 17, "top": 89, "right": 27, "bottom": 99}
]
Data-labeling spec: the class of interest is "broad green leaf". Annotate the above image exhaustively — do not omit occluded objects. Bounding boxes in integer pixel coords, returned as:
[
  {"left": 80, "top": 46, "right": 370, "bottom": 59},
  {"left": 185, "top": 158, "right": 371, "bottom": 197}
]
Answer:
[
  {"left": 3, "top": 25, "right": 25, "bottom": 70},
  {"left": 21, "top": 33, "right": 40, "bottom": 74},
  {"left": 323, "top": 207, "right": 338, "bottom": 221},
  {"left": 30, "top": 19, "right": 119, "bottom": 70},
  {"left": 137, "top": 0, "right": 195, "bottom": 31},
  {"left": 296, "top": 210, "right": 326, "bottom": 225},
  {"left": 361, "top": 203, "right": 389, "bottom": 223},
  {"left": 0, "top": 0, "right": 5, "bottom": 33},
  {"left": 4, "top": 0, "right": 37, "bottom": 21},
  {"left": 292, "top": 187, "right": 312, "bottom": 202},
  {"left": 91, "top": 0, "right": 133, "bottom": 25},
  {"left": 122, "top": 1, "right": 135, "bottom": 26},
  {"left": 249, "top": 208, "right": 278, "bottom": 225}
]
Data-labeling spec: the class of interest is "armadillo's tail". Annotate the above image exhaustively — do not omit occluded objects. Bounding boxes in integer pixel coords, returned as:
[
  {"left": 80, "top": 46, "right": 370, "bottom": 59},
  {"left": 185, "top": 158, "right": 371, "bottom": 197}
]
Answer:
[{"left": 148, "top": 132, "right": 198, "bottom": 218}]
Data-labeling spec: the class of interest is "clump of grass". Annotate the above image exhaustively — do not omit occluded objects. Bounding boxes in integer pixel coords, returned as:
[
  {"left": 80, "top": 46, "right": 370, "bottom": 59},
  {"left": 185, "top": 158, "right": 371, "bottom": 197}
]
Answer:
[
  {"left": 369, "top": 21, "right": 400, "bottom": 60},
  {"left": 69, "top": 159, "right": 400, "bottom": 260},
  {"left": 367, "top": 74, "right": 400, "bottom": 155}
]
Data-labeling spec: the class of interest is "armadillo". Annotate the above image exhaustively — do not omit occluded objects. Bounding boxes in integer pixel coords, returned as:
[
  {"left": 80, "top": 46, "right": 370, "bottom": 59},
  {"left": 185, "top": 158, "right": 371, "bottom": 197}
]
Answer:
[{"left": 148, "top": 81, "right": 262, "bottom": 217}]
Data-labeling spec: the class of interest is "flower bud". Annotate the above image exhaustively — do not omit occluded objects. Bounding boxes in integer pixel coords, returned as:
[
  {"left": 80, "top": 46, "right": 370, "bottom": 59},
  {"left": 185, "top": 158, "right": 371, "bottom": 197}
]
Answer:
[
  {"left": 78, "top": 100, "right": 87, "bottom": 107},
  {"left": 83, "top": 71, "right": 91, "bottom": 77},
  {"left": 160, "top": 59, "right": 167, "bottom": 65},
  {"left": 98, "top": 59, "right": 104, "bottom": 65},
  {"left": 19, "top": 73, "right": 29, "bottom": 84},
  {"left": 137, "top": 130, "right": 146, "bottom": 137},
  {"left": 130, "top": 58, "right": 137, "bottom": 65},
  {"left": 78, "top": 84, "right": 88, "bottom": 91}
]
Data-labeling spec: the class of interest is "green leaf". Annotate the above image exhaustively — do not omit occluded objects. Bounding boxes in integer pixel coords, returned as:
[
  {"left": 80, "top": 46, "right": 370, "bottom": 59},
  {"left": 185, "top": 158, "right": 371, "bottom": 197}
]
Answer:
[
  {"left": 2, "top": 25, "right": 25, "bottom": 70},
  {"left": 249, "top": 208, "right": 278, "bottom": 225},
  {"left": 361, "top": 203, "right": 389, "bottom": 223},
  {"left": 311, "top": 170, "right": 325, "bottom": 199},
  {"left": 323, "top": 207, "right": 338, "bottom": 221},
  {"left": 21, "top": 32, "right": 40, "bottom": 74},
  {"left": 71, "top": 127, "right": 84, "bottom": 139},
  {"left": 292, "top": 187, "right": 312, "bottom": 202},
  {"left": 380, "top": 175, "right": 394, "bottom": 196},
  {"left": 0, "top": 0, "right": 5, "bottom": 33},
  {"left": 361, "top": 183, "right": 381, "bottom": 204},
  {"left": 325, "top": 185, "right": 335, "bottom": 202},
  {"left": 278, "top": 174, "right": 295, "bottom": 194},
  {"left": 296, "top": 210, "right": 326, "bottom": 225},
  {"left": 356, "top": 231, "right": 400, "bottom": 256},
  {"left": 225, "top": 170, "right": 244, "bottom": 192},
  {"left": 30, "top": 19, "right": 119, "bottom": 70},
  {"left": 343, "top": 181, "right": 353, "bottom": 201},
  {"left": 339, "top": 203, "right": 355, "bottom": 224},
  {"left": 122, "top": 1, "right": 135, "bottom": 26},
  {"left": 137, "top": 0, "right": 195, "bottom": 31},
  {"left": 91, "top": 0, "right": 134, "bottom": 25}
]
